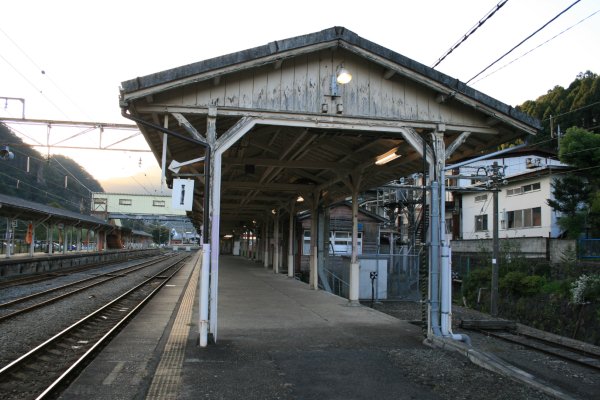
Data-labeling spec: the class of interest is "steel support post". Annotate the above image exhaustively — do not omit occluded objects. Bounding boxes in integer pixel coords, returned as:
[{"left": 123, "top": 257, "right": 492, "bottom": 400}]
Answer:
[
  {"left": 349, "top": 187, "right": 360, "bottom": 304},
  {"left": 273, "top": 212, "right": 280, "bottom": 273},
  {"left": 309, "top": 201, "right": 319, "bottom": 290},
  {"left": 288, "top": 201, "right": 295, "bottom": 278},
  {"left": 199, "top": 244, "right": 210, "bottom": 347}
]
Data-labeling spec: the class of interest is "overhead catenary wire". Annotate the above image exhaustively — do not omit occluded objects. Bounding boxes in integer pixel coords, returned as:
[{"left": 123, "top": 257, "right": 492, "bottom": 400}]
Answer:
[
  {"left": 0, "top": 52, "right": 69, "bottom": 119},
  {"left": 465, "top": 0, "right": 583, "bottom": 85},
  {"left": 471, "top": 8, "right": 600, "bottom": 85},
  {"left": 0, "top": 27, "right": 92, "bottom": 120},
  {"left": 432, "top": 0, "right": 509, "bottom": 68}
]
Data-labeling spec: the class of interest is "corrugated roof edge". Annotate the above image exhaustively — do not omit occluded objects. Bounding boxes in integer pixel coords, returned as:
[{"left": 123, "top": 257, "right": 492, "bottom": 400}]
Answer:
[
  {"left": 0, "top": 193, "right": 111, "bottom": 228},
  {"left": 120, "top": 26, "right": 540, "bottom": 131}
]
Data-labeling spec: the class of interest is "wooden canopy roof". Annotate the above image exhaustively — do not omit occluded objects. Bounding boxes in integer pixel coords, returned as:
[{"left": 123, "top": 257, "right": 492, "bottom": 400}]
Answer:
[{"left": 119, "top": 26, "right": 540, "bottom": 234}]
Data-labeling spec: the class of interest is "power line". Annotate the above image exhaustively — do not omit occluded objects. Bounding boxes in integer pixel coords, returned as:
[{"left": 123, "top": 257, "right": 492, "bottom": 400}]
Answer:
[
  {"left": 541, "top": 100, "right": 600, "bottom": 122},
  {"left": 471, "top": 8, "right": 600, "bottom": 85},
  {"left": 0, "top": 169, "right": 86, "bottom": 210},
  {"left": 432, "top": 0, "right": 509, "bottom": 68},
  {"left": 0, "top": 52, "right": 70, "bottom": 119},
  {"left": 465, "top": 0, "right": 583, "bottom": 84},
  {"left": 0, "top": 27, "right": 92, "bottom": 120}
]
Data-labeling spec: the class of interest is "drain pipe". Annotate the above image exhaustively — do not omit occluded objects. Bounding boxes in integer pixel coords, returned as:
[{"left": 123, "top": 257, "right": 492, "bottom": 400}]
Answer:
[{"left": 120, "top": 107, "right": 212, "bottom": 346}]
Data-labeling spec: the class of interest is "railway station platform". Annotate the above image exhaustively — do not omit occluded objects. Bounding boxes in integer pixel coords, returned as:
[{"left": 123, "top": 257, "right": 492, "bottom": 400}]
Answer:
[{"left": 58, "top": 254, "right": 553, "bottom": 400}]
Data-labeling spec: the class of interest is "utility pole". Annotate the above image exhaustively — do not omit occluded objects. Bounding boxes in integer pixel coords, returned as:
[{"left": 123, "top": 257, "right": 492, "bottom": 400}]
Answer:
[{"left": 487, "top": 161, "right": 506, "bottom": 317}]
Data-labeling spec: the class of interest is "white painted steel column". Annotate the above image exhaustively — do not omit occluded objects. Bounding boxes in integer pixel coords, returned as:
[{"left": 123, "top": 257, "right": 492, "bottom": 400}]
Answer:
[
  {"left": 273, "top": 212, "right": 280, "bottom": 273},
  {"left": 199, "top": 244, "right": 210, "bottom": 347},
  {"left": 48, "top": 224, "right": 54, "bottom": 255},
  {"left": 28, "top": 223, "right": 35, "bottom": 257},
  {"left": 288, "top": 201, "right": 295, "bottom": 278},
  {"left": 5, "top": 218, "right": 11, "bottom": 258},
  {"left": 160, "top": 116, "right": 168, "bottom": 193},
  {"left": 349, "top": 187, "right": 360, "bottom": 304},
  {"left": 76, "top": 227, "right": 82, "bottom": 251},
  {"left": 309, "top": 201, "right": 318, "bottom": 290},
  {"left": 263, "top": 218, "right": 270, "bottom": 268}
]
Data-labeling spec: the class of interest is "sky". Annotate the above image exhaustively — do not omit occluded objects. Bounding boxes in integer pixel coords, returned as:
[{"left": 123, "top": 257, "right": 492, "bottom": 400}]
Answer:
[{"left": 1, "top": 0, "right": 599, "bottom": 194}]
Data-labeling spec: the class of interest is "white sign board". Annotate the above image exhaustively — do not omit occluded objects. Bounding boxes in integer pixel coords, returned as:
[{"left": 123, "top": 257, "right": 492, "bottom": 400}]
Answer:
[{"left": 171, "top": 179, "right": 194, "bottom": 211}]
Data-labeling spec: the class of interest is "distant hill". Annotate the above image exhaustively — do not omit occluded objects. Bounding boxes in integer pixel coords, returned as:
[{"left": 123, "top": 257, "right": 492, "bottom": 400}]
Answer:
[
  {"left": 99, "top": 166, "right": 168, "bottom": 195},
  {"left": 518, "top": 70, "right": 600, "bottom": 147},
  {"left": 0, "top": 122, "right": 104, "bottom": 213}
]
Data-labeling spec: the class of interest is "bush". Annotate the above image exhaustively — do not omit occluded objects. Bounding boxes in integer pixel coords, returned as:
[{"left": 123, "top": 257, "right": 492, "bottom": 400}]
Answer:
[
  {"left": 500, "top": 272, "right": 545, "bottom": 297},
  {"left": 541, "top": 279, "right": 572, "bottom": 298},
  {"left": 462, "top": 267, "right": 492, "bottom": 307},
  {"left": 520, "top": 275, "right": 546, "bottom": 296},
  {"left": 571, "top": 274, "right": 600, "bottom": 304}
]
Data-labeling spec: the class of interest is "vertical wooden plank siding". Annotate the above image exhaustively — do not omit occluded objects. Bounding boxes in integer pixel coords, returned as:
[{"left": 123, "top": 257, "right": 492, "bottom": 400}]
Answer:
[
  {"left": 319, "top": 51, "right": 333, "bottom": 114},
  {"left": 266, "top": 66, "right": 282, "bottom": 109},
  {"left": 238, "top": 70, "right": 254, "bottom": 109},
  {"left": 280, "top": 60, "right": 295, "bottom": 111},
  {"left": 252, "top": 66, "right": 268, "bottom": 109},
  {"left": 195, "top": 80, "right": 211, "bottom": 106},
  {"left": 403, "top": 79, "right": 419, "bottom": 120},
  {"left": 369, "top": 65, "right": 382, "bottom": 117},
  {"left": 210, "top": 80, "right": 226, "bottom": 107},
  {"left": 305, "top": 53, "right": 320, "bottom": 114},
  {"left": 150, "top": 49, "right": 498, "bottom": 128},
  {"left": 293, "top": 55, "right": 308, "bottom": 112},
  {"left": 224, "top": 76, "right": 240, "bottom": 107}
]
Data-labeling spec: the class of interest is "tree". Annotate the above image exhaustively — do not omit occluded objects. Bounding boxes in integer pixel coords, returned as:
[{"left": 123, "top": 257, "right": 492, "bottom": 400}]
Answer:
[
  {"left": 547, "top": 127, "right": 600, "bottom": 238},
  {"left": 518, "top": 71, "right": 600, "bottom": 151}
]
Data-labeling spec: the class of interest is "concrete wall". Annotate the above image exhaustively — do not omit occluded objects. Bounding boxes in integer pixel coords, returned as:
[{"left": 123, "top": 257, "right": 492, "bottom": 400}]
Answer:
[
  {"left": 0, "top": 249, "right": 160, "bottom": 279},
  {"left": 450, "top": 237, "right": 576, "bottom": 263}
]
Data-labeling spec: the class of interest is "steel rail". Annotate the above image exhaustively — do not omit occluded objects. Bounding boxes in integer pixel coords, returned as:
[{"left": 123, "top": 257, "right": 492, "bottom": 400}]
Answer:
[
  {"left": 0, "top": 254, "right": 189, "bottom": 400},
  {"left": 0, "top": 253, "right": 169, "bottom": 309},
  {"left": 481, "top": 329, "right": 600, "bottom": 371}
]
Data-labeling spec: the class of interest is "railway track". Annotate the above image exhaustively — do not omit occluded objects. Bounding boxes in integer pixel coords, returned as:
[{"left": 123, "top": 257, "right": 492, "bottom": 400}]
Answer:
[
  {"left": 460, "top": 319, "right": 600, "bottom": 372},
  {"left": 0, "top": 251, "right": 159, "bottom": 289},
  {"left": 0, "top": 253, "right": 173, "bottom": 322},
  {"left": 0, "top": 253, "right": 190, "bottom": 400},
  {"left": 480, "top": 329, "right": 600, "bottom": 372}
]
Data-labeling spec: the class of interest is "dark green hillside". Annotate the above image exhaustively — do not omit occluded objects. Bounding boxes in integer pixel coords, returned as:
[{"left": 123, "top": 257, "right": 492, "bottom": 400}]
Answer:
[
  {"left": 519, "top": 71, "right": 600, "bottom": 147},
  {"left": 0, "top": 122, "right": 104, "bottom": 213}
]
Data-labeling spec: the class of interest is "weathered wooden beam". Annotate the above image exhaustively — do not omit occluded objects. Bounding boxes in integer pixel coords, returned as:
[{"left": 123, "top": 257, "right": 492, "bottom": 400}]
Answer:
[{"left": 222, "top": 157, "right": 346, "bottom": 170}]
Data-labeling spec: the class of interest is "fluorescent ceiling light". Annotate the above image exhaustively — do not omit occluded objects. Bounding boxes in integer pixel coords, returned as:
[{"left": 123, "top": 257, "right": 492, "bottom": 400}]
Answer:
[{"left": 375, "top": 147, "right": 401, "bottom": 165}]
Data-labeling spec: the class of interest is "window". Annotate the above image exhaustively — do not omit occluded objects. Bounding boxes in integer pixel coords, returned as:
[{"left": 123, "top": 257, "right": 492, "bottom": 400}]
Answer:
[
  {"left": 474, "top": 194, "right": 487, "bottom": 202},
  {"left": 507, "top": 182, "right": 541, "bottom": 196},
  {"left": 507, "top": 207, "right": 541, "bottom": 229},
  {"left": 119, "top": 198, "right": 132, "bottom": 206},
  {"left": 303, "top": 230, "right": 363, "bottom": 255},
  {"left": 153, "top": 200, "right": 166, "bottom": 207},
  {"left": 330, "top": 231, "right": 362, "bottom": 255},
  {"left": 303, "top": 230, "right": 311, "bottom": 255},
  {"left": 94, "top": 198, "right": 106, "bottom": 205},
  {"left": 475, "top": 214, "right": 488, "bottom": 232}
]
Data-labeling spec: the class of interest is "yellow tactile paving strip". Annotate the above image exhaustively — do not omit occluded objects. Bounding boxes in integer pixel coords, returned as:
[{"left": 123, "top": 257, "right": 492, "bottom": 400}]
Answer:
[{"left": 145, "top": 254, "right": 200, "bottom": 400}]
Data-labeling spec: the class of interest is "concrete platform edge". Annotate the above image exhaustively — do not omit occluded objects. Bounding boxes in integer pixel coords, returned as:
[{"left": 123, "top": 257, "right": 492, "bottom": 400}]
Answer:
[{"left": 425, "top": 336, "right": 578, "bottom": 400}]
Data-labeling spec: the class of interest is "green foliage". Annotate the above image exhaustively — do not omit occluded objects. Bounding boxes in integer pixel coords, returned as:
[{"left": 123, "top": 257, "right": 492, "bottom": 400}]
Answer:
[
  {"left": 0, "top": 123, "right": 104, "bottom": 213},
  {"left": 571, "top": 274, "right": 600, "bottom": 304},
  {"left": 541, "top": 279, "right": 572, "bottom": 298},
  {"left": 559, "top": 127, "right": 600, "bottom": 180},
  {"left": 500, "top": 272, "right": 546, "bottom": 297},
  {"left": 518, "top": 71, "right": 600, "bottom": 150},
  {"left": 462, "top": 267, "right": 491, "bottom": 306}
]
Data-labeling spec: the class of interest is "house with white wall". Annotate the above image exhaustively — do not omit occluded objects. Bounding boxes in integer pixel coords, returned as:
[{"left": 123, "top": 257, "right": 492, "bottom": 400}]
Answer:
[{"left": 452, "top": 151, "right": 570, "bottom": 240}]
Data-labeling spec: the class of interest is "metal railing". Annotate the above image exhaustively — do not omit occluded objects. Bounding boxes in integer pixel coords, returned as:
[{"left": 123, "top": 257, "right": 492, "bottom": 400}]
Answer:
[{"left": 579, "top": 238, "right": 600, "bottom": 259}]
